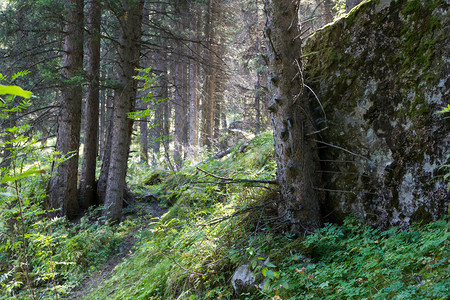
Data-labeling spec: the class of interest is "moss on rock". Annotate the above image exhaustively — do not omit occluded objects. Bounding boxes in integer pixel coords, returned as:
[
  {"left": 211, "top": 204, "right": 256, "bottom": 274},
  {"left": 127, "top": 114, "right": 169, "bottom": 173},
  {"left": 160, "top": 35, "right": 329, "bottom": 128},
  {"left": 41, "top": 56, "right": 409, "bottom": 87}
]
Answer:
[{"left": 303, "top": 0, "right": 449, "bottom": 227}]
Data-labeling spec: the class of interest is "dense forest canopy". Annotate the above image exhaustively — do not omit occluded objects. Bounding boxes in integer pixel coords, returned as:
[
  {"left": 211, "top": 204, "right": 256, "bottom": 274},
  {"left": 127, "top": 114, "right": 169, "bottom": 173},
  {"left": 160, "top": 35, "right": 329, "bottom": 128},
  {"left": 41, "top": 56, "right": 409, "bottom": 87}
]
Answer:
[
  {"left": 0, "top": 0, "right": 448, "bottom": 299},
  {"left": 0, "top": 0, "right": 351, "bottom": 223}
]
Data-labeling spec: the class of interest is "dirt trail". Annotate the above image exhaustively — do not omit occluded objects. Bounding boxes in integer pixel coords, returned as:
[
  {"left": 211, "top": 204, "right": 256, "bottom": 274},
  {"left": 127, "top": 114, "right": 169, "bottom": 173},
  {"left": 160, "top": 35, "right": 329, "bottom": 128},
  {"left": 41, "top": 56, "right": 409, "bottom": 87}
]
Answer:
[{"left": 68, "top": 200, "right": 167, "bottom": 299}]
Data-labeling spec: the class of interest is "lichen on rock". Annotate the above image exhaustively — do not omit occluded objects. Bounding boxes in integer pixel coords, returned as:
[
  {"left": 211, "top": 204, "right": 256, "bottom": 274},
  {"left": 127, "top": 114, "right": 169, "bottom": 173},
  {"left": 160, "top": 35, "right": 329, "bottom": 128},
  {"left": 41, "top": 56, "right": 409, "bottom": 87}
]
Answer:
[{"left": 303, "top": 0, "right": 449, "bottom": 227}]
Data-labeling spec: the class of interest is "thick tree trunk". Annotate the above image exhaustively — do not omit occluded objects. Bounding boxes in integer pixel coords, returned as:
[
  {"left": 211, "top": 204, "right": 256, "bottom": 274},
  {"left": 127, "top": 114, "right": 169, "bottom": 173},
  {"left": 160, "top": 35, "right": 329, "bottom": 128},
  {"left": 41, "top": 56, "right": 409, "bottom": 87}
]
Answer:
[
  {"left": 97, "top": 93, "right": 114, "bottom": 204},
  {"left": 79, "top": 0, "right": 101, "bottom": 210},
  {"left": 48, "top": 0, "right": 83, "bottom": 218},
  {"left": 103, "top": 0, "right": 143, "bottom": 222},
  {"left": 264, "top": 0, "right": 322, "bottom": 233}
]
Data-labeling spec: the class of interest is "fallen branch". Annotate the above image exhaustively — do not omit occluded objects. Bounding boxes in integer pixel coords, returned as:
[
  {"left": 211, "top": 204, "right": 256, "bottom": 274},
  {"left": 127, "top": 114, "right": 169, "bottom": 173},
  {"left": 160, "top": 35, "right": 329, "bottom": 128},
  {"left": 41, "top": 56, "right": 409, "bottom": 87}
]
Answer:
[
  {"left": 198, "top": 145, "right": 235, "bottom": 165},
  {"left": 210, "top": 147, "right": 234, "bottom": 160},
  {"left": 196, "top": 167, "right": 277, "bottom": 185}
]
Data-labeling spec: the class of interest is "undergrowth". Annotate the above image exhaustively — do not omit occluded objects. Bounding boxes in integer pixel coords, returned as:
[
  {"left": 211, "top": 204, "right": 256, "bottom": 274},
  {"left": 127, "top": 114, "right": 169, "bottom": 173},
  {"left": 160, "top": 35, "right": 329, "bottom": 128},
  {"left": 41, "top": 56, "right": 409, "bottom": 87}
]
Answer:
[
  {"left": 1, "top": 130, "right": 448, "bottom": 299},
  {"left": 82, "top": 132, "right": 449, "bottom": 299}
]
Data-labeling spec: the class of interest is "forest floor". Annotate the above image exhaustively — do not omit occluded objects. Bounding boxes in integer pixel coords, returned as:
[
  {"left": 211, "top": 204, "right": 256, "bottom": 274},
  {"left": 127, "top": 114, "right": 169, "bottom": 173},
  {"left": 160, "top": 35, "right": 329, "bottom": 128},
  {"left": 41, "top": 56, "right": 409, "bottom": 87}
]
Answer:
[
  {"left": 1, "top": 132, "right": 448, "bottom": 300},
  {"left": 70, "top": 133, "right": 449, "bottom": 300},
  {"left": 68, "top": 199, "right": 168, "bottom": 299}
]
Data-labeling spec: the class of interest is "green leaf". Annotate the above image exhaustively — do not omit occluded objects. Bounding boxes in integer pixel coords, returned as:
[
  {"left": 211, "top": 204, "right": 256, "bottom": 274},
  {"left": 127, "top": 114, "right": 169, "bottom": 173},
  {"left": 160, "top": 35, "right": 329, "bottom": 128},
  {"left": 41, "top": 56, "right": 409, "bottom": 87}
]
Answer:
[
  {"left": 438, "top": 104, "right": 450, "bottom": 113},
  {"left": 251, "top": 260, "right": 257, "bottom": 270},
  {"left": 263, "top": 278, "right": 271, "bottom": 290},
  {"left": 281, "top": 280, "right": 290, "bottom": 289},
  {"left": 0, "top": 85, "right": 32, "bottom": 98},
  {"left": 265, "top": 262, "right": 276, "bottom": 268},
  {"left": 0, "top": 192, "right": 18, "bottom": 197},
  {"left": 1, "top": 168, "right": 43, "bottom": 184},
  {"left": 265, "top": 269, "right": 275, "bottom": 279},
  {"left": 273, "top": 271, "right": 280, "bottom": 279}
]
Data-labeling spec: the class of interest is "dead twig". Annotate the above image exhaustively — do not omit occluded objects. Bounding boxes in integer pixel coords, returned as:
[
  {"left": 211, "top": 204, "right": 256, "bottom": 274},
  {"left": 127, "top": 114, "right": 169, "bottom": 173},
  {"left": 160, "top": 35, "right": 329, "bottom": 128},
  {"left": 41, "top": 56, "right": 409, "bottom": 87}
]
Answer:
[
  {"left": 311, "top": 139, "right": 371, "bottom": 161},
  {"left": 196, "top": 167, "right": 277, "bottom": 185}
]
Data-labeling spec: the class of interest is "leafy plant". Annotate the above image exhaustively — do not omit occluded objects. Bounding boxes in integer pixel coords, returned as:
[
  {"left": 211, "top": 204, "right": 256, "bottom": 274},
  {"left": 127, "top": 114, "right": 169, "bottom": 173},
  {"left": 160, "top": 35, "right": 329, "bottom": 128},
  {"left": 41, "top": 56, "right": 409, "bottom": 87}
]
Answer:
[{"left": 438, "top": 104, "right": 450, "bottom": 118}]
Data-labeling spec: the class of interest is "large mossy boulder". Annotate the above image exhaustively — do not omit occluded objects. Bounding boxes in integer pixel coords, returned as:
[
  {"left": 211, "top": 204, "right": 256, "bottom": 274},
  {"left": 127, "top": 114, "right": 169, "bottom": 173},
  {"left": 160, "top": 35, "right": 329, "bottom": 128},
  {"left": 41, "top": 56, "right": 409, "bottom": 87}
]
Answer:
[{"left": 303, "top": 0, "right": 449, "bottom": 227}]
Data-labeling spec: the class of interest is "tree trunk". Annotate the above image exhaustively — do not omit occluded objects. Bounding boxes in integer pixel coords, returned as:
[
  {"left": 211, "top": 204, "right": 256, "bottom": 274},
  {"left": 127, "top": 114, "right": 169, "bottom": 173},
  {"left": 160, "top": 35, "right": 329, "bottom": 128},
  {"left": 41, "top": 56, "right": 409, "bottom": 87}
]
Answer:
[
  {"left": 48, "top": 0, "right": 84, "bottom": 219},
  {"left": 212, "top": 1, "right": 225, "bottom": 145},
  {"left": 103, "top": 0, "right": 144, "bottom": 223},
  {"left": 182, "top": 60, "right": 189, "bottom": 160},
  {"left": 99, "top": 89, "right": 106, "bottom": 160},
  {"left": 79, "top": 0, "right": 101, "bottom": 210},
  {"left": 201, "top": 0, "right": 214, "bottom": 149},
  {"left": 264, "top": 0, "right": 322, "bottom": 233},
  {"left": 97, "top": 92, "right": 114, "bottom": 205},
  {"left": 139, "top": 95, "right": 149, "bottom": 164},
  {"left": 173, "top": 61, "right": 183, "bottom": 168},
  {"left": 151, "top": 2, "right": 168, "bottom": 165},
  {"left": 152, "top": 59, "right": 166, "bottom": 164},
  {"left": 162, "top": 85, "right": 171, "bottom": 153},
  {"left": 187, "top": 2, "right": 199, "bottom": 158},
  {"left": 173, "top": 0, "right": 187, "bottom": 168},
  {"left": 255, "top": 73, "right": 262, "bottom": 134}
]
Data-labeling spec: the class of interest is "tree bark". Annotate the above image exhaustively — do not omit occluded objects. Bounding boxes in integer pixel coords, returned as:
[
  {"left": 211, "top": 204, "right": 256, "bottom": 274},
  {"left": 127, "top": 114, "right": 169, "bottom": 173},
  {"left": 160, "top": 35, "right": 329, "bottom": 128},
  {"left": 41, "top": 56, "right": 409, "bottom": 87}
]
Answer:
[
  {"left": 173, "top": 0, "right": 187, "bottom": 168},
  {"left": 48, "top": 0, "right": 84, "bottom": 219},
  {"left": 187, "top": 2, "right": 199, "bottom": 158},
  {"left": 151, "top": 2, "right": 169, "bottom": 165},
  {"left": 182, "top": 59, "right": 189, "bottom": 159},
  {"left": 79, "top": 0, "right": 101, "bottom": 210},
  {"left": 212, "top": 1, "right": 226, "bottom": 144},
  {"left": 173, "top": 60, "right": 184, "bottom": 168},
  {"left": 99, "top": 89, "right": 106, "bottom": 160},
  {"left": 264, "top": 0, "right": 322, "bottom": 233},
  {"left": 103, "top": 0, "right": 144, "bottom": 222},
  {"left": 139, "top": 97, "right": 149, "bottom": 164},
  {"left": 97, "top": 92, "right": 114, "bottom": 205},
  {"left": 152, "top": 59, "right": 166, "bottom": 164},
  {"left": 255, "top": 73, "right": 262, "bottom": 134},
  {"left": 201, "top": 0, "right": 214, "bottom": 149}
]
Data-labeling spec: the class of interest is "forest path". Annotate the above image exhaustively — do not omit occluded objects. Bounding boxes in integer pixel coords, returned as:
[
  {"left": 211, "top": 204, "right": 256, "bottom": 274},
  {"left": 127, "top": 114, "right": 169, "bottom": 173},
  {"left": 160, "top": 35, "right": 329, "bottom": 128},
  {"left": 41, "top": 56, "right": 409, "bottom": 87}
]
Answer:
[{"left": 68, "top": 199, "right": 168, "bottom": 299}]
